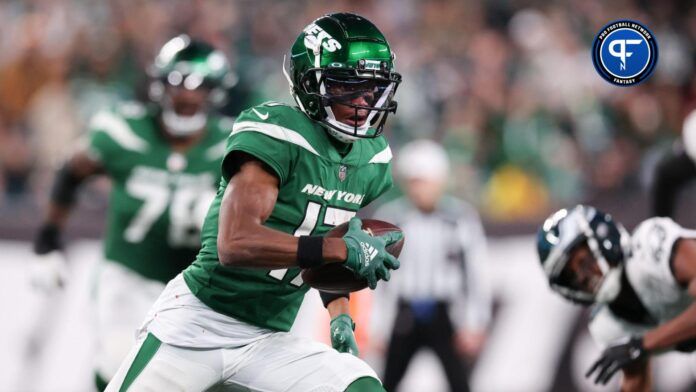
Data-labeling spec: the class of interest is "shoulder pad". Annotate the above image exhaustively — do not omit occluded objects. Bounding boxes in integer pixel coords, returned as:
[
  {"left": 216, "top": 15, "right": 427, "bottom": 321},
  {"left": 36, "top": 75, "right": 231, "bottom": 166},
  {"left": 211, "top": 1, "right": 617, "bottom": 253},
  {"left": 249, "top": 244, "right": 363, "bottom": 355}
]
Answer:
[
  {"left": 236, "top": 102, "right": 301, "bottom": 125},
  {"left": 366, "top": 141, "right": 392, "bottom": 164},
  {"left": 631, "top": 217, "right": 683, "bottom": 261},
  {"left": 88, "top": 110, "right": 149, "bottom": 152},
  {"left": 116, "top": 101, "right": 148, "bottom": 119},
  {"left": 232, "top": 104, "right": 320, "bottom": 156}
]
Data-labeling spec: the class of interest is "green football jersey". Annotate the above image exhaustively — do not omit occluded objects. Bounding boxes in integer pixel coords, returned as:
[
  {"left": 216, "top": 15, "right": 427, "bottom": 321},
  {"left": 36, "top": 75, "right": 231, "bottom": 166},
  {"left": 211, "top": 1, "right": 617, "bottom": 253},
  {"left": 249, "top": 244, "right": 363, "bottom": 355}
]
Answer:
[
  {"left": 183, "top": 102, "right": 394, "bottom": 331},
  {"left": 87, "top": 102, "right": 232, "bottom": 283}
]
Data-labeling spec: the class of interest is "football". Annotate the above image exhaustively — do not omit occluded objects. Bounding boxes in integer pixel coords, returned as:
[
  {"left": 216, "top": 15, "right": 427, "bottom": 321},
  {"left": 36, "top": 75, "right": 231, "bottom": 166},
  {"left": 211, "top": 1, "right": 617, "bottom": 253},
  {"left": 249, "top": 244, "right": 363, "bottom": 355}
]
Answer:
[{"left": 301, "top": 219, "right": 405, "bottom": 293}]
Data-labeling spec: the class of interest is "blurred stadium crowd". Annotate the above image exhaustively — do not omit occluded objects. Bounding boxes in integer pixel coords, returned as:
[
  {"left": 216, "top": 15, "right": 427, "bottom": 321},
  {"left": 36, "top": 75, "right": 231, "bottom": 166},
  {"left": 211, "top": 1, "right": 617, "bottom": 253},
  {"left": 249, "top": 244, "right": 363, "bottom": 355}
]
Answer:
[{"left": 2, "top": 0, "right": 696, "bottom": 227}]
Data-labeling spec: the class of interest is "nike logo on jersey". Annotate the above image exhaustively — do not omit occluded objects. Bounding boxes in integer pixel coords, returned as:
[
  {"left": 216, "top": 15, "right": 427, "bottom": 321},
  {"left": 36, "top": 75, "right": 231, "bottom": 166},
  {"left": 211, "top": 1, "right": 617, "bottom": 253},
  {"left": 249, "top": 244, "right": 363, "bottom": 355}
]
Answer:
[{"left": 252, "top": 108, "right": 269, "bottom": 120}]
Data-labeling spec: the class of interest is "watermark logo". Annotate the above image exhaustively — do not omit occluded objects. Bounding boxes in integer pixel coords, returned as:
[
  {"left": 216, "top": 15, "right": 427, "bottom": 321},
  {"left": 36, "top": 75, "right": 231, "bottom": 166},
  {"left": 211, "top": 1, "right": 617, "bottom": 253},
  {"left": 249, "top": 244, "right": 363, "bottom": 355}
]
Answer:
[{"left": 592, "top": 20, "right": 658, "bottom": 86}]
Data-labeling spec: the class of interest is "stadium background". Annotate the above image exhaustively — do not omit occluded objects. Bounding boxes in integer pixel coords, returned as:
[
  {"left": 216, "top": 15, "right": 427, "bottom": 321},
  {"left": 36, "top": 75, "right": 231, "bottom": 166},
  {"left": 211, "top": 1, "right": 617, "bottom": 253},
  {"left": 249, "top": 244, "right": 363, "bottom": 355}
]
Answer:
[{"left": 1, "top": 0, "right": 696, "bottom": 391}]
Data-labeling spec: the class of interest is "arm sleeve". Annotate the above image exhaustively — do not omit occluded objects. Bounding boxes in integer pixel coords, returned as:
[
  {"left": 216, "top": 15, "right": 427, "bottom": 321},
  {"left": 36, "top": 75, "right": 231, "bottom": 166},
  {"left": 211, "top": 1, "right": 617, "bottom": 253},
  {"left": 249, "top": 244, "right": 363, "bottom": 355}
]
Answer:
[
  {"left": 451, "top": 209, "right": 492, "bottom": 332},
  {"left": 222, "top": 130, "right": 294, "bottom": 184},
  {"left": 651, "top": 149, "right": 696, "bottom": 218}
]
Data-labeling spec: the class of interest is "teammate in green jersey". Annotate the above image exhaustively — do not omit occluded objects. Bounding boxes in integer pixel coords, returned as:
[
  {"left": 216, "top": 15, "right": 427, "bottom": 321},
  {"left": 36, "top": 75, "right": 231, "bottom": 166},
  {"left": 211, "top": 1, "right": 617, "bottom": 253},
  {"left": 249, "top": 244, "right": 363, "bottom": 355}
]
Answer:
[
  {"left": 32, "top": 35, "right": 235, "bottom": 390},
  {"left": 107, "top": 13, "right": 402, "bottom": 392}
]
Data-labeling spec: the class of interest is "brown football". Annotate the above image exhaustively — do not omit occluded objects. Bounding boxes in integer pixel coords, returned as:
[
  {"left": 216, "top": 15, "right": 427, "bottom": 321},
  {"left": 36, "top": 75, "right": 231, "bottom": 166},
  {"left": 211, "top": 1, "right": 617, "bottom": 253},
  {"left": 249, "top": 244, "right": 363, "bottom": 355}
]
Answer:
[{"left": 301, "top": 219, "right": 404, "bottom": 293}]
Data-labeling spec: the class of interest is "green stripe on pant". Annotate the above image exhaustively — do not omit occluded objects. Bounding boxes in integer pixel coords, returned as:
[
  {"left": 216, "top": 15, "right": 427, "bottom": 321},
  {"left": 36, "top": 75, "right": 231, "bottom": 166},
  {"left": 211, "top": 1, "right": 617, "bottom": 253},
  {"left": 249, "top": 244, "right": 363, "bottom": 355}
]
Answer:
[{"left": 119, "top": 333, "right": 162, "bottom": 392}]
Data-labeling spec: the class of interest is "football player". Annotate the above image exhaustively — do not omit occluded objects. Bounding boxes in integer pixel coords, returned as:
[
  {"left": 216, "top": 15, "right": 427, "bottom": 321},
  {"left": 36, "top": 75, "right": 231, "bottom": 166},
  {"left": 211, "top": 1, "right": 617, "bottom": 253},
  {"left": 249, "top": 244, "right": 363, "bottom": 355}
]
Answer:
[
  {"left": 537, "top": 205, "right": 696, "bottom": 391},
  {"left": 651, "top": 109, "right": 696, "bottom": 218},
  {"left": 32, "top": 35, "right": 235, "bottom": 390},
  {"left": 106, "top": 13, "right": 401, "bottom": 392}
]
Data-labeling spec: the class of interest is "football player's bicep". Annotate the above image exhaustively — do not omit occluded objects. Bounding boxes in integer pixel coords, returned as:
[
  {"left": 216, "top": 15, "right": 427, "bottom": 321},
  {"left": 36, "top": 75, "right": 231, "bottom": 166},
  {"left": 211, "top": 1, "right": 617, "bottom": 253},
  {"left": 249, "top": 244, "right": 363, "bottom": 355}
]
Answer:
[
  {"left": 671, "top": 239, "right": 696, "bottom": 296},
  {"left": 219, "top": 157, "right": 279, "bottom": 235}
]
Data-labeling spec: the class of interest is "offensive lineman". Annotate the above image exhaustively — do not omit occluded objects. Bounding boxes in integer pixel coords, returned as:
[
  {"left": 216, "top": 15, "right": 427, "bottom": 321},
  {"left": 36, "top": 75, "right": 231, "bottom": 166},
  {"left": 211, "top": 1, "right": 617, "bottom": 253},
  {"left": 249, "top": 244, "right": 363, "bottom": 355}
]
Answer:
[
  {"left": 537, "top": 205, "right": 696, "bottom": 391},
  {"left": 107, "top": 13, "right": 402, "bottom": 392},
  {"left": 32, "top": 35, "right": 235, "bottom": 389}
]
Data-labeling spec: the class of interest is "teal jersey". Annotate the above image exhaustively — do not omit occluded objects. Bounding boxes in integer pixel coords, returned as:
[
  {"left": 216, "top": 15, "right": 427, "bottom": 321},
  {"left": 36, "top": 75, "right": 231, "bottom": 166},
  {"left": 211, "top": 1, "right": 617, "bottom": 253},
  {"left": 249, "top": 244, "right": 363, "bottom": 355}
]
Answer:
[
  {"left": 183, "top": 102, "right": 393, "bottom": 331},
  {"left": 87, "top": 102, "right": 232, "bottom": 282}
]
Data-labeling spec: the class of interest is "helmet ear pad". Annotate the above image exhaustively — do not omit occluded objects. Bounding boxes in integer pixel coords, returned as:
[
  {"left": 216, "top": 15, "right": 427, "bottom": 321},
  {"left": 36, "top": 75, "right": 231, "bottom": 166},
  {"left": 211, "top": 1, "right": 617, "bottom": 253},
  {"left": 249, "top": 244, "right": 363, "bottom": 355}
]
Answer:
[{"left": 297, "top": 72, "right": 323, "bottom": 118}]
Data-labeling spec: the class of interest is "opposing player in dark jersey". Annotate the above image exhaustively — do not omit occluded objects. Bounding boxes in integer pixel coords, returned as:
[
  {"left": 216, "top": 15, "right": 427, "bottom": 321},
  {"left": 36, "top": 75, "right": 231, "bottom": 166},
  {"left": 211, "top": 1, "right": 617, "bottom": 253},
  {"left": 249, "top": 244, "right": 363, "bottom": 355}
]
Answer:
[
  {"left": 537, "top": 205, "right": 696, "bottom": 391},
  {"left": 106, "top": 13, "right": 402, "bottom": 392},
  {"left": 651, "top": 109, "right": 696, "bottom": 218},
  {"left": 32, "top": 35, "right": 235, "bottom": 389}
]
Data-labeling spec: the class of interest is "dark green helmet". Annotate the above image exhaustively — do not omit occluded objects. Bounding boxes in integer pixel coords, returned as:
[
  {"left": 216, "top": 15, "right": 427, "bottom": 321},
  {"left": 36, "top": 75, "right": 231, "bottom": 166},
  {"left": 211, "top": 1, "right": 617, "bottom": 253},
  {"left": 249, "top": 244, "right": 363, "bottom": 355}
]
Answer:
[
  {"left": 149, "top": 34, "right": 236, "bottom": 106},
  {"left": 283, "top": 13, "right": 401, "bottom": 143},
  {"left": 148, "top": 35, "right": 236, "bottom": 136}
]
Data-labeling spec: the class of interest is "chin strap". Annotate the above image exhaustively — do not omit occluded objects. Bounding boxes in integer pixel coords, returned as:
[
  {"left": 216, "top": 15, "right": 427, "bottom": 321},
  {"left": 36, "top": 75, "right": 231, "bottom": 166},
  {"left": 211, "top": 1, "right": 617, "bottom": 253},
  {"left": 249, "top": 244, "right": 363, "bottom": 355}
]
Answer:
[
  {"left": 325, "top": 125, "right": 360, "bottom": 144},
  {"left": 162, "top": 109, "right": 207, "bottom": 136}
]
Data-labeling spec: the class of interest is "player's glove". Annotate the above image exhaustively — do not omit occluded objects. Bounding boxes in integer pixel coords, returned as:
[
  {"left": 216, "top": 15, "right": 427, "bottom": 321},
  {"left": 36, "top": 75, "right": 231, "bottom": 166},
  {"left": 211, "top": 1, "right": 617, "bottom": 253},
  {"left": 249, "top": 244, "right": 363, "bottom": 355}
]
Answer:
[
  {"left": 586, "top": 337, "right": 647, "bottom": 385},
  {"left": 31, "top": 224, "right": 68, "bottom": 292},
  {"left": 330, "top": 314, "right": 359, "bottom": 356},
  {"left": 342, "top": 217, "right": 402, "bottom": 290}
]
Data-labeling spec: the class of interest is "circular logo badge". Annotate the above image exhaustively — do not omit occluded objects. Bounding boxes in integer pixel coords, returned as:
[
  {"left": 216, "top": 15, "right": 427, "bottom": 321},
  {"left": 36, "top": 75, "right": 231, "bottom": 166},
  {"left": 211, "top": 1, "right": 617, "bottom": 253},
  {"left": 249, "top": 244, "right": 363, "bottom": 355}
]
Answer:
[{"left": 592, "top": 20, "right": 658, "bottom": 86}]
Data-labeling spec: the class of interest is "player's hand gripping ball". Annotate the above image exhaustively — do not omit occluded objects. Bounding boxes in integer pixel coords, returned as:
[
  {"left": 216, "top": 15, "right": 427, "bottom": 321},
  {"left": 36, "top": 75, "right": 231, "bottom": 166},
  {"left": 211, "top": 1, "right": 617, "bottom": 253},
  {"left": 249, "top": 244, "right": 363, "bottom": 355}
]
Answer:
[{"left": 301, "top": 217, "right": 404, "bottom": 293}]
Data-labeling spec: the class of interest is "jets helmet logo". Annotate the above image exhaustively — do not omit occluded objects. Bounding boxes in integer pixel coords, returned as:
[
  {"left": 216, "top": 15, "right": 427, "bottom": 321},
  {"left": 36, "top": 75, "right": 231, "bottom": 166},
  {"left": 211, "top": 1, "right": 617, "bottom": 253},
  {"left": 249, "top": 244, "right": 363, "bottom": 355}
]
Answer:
[{"left": 303, "top": 23, "right": 342, "bottom": 53}]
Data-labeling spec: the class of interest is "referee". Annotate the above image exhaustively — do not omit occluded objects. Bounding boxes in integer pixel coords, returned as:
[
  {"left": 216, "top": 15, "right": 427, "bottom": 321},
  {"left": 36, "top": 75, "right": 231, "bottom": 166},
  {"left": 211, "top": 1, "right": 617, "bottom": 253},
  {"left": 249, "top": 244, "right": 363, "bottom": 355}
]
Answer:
[{"left": 372, "top": 140, "right": 491, "bottom": 392}]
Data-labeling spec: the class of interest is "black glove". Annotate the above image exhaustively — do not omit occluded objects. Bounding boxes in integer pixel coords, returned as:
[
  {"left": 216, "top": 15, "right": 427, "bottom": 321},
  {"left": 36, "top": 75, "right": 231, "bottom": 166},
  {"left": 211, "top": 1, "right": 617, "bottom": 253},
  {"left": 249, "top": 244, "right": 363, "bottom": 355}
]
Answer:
[
  {"left": 586, "top": 337, "right": 647, "bottom": 385},
  {"left": 33, "top": 224, "right": 63, "bottom": 255}
]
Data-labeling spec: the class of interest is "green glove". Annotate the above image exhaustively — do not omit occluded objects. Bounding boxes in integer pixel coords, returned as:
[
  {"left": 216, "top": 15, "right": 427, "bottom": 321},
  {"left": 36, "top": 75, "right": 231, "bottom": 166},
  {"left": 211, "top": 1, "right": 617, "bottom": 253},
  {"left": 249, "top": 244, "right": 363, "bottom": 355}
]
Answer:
[
  {"left": 330, "top": 314, "right": 359, "bottom": 356},
  {"left": 342, "top": 217, "right": 402, "bottom": 290}
]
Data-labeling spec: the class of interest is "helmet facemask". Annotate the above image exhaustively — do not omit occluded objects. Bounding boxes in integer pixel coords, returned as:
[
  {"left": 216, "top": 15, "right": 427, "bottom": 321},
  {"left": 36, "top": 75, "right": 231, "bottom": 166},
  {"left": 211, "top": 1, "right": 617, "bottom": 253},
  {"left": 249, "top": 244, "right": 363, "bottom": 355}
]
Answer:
[
  {"left": 284, "top": 55, "right": 401, "bottom": 143},
  {"left": 549, "top": 238, "right": 623, "bottom": 305},
  {"left": 148, "top": 35, "right": 236, "bottom": 137},
  {"left": 156, "top": 81, "right": 211, "bottom": 137},
  {"left": 318, "top": 67, "right": 399, "bottom": 142},
  {"left": 540, "top": 205, "right": 631, "bottom": 305}
]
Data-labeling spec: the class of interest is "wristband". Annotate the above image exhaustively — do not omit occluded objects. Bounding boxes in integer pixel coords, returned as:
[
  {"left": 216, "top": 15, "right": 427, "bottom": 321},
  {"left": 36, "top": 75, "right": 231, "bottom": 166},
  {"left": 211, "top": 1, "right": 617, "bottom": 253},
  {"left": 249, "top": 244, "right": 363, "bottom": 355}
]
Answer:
[{"left": 297, "top": 235, "right": 324, "bottom": 269}]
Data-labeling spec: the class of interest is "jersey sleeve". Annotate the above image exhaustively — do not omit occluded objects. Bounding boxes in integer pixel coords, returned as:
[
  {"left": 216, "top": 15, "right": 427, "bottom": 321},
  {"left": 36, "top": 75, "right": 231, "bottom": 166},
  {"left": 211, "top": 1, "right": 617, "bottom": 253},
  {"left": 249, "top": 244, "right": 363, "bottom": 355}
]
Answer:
[
  {"left": 361, "top": 143, "right": 394, "bottom": 207},
  {"left": 630, "top": 218, "right": 696, "bottom": 290},
  {"left": 85, "top": 109, "right": 148, "bottom": 175},
  {"left": 222, "top": 107, "right": 297, "bottom": 184}
]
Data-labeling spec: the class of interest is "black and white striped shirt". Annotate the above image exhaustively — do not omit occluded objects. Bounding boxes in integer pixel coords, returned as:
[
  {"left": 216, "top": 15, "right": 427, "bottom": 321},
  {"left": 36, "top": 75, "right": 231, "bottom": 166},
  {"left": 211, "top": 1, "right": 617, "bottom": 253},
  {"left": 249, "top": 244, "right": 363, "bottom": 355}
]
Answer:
[{"left": 372, "top": 196, "right": 491, "bottom": 332}]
